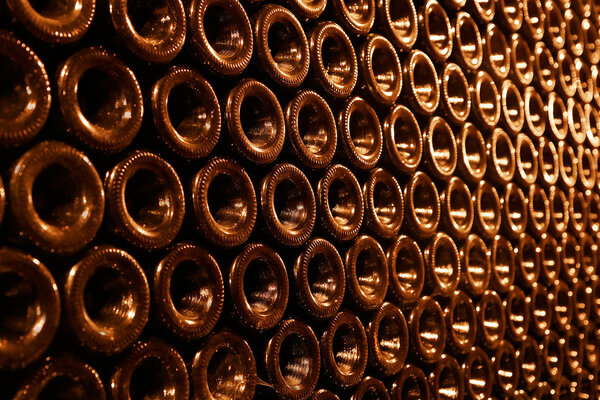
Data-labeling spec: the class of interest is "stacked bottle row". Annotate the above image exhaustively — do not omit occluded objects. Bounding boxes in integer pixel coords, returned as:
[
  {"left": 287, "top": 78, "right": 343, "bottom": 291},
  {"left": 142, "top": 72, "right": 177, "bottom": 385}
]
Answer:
[{"left": 2, "top": 0, "right": 600, "bottom": 397}]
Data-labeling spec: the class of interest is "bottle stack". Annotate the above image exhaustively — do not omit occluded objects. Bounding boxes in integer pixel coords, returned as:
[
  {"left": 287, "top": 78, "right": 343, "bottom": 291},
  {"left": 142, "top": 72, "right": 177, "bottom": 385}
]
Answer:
[{"left": 0, "top": 0, "right": 599, "bottom": 398}]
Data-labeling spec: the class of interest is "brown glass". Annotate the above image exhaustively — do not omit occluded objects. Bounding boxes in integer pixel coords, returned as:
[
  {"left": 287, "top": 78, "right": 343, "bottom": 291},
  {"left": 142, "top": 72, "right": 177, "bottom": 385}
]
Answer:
[
  {"left": 455, "top": 123, "right": 486, "bottom": 184},
  {"left": 253, "top": 4, "right": 310, "bottom": 87},
  {"left": 363, "top": 167, "right": 404, "bottom": 239},
  {"left": 260, "top": 163, "right": 316, "bottom": 246},
  {"left": 453, "top": 12, "right": 483, "bottom": 71},
  {"left": 265, "top": 319, "right": 321, "bottom": 399},
  {"left": 13, "top": 355, "right": 105, "bottom": 400},
  {"left": 285, "top": 90, "right": 337, "bottom": 169},
  {"left": 109, "top": 0, "right": 186, "bottom": 63},
  {"left": 462, "top": 347, "right": 493, "bottom": 400},
  {"left": 423, "top": 232, "right": 461, "bottom": 296},
  {"left": 422, "top": 116, "right": 458, "bottom": 181},
  {"left": 504, "top": 285, "right": 529, "bottom": 341},
  {"left": 359, "top": 34, "right": 402, "bottom": 105},
  {"left": 537, "top": 139, "right": 560, "bottom": 187},
  {"left": 472, "top": 181, "right": 501, "bottom": 240},
  {"left": 6, "top": 0, "right": 95, "bottom": 43},
  {"left": 106, "top": 150, "right": 184, "bottom": 250},
  {"left": 320, "top": 311, "right": 368, "bottom": 388},
  {"left": 528, "top": 283, "right": 552, "bottom": 336},
  {"left": 418, "top": 0, "right": 453, "bottom": 62},
  {"left": 317, "top": 164, "right": 364, "bottom": 241},
  {"left": 65, "top": 246, "right": 150, "bottom": 354},
  {"left": 403, "top": 172, "right": 441, "bottom": 239},
  {"left": 0, "top": 248, "right": 60, "bottom": 369},
  {"left": 367, "top": 302, "right": 409, "bottom": 376},
  {"left": 538, "top": 233, "right": 560, "bottom": 284},
  {"left": 439, "top": 290, "right": 477, "bottom": 355},
  {"left": 338, "top": 96, "right": 383, "bottom": 170},
  {"left": 151, "top": 66, "right": 221, "bottom": 159},
  {"left": 0, "top": 30, "right": 51, "bottom": 147},
  {"left": 191, "top": 157, "right": 257, "bottom": 247},
  {"left": 408, "top": 296, "right": 446, "bottom": 363},
  {"left": 345, "top": 235, "right": 389, "bottom": 311},
  {"left": 428, "top": 354, "right": 464, "bottom": 400},
  {"left": 470, "top": 71, "right": 501, "bottom": 130},
  {"left": 10, "top": 141, "right": 104, "bottom": 254},
  {"left": 376, "top": 0, "right": 418, "bottom": 52},
  {"left": 229, "top": 243, "right": 289, "bottom": 331},
  {"left": 154, "top": 243, "right": 224, "bottom": 340},
  {"left": 111, "top": 339, "right": 189, "bottom": 400},
  {"left": 391, "top": 364, "right": 431, "bottom": 399},
  {"left": 382, "top": 105, "right": 423, "bottom": 174},
  {"left": 309, "top": 21, "right": 358, "bottom": 97},
  {"left": 189, "top": 0, "right": 253, "bottom": 75},
  {"left": 191, "top": 330, "right": 258, "bottom": 400},
  {"left": 517, "top": 336, "right": 542, "bottom": 391},
  {"left": 386, "top": 235, "right": 425, "bottom": 306},
  {"left": 492, "top": 340, "right": 519, "bottom": 395},
  {"left": 489, "top": 235, "right": 516, "bottom": 293},
  {"left": 294, "top": 237, "right": 345, "bottom": 320},
  {"left": 225, "top": 79, "right": 285, "bottom": 164},
  {"left": 402, "top": 50, "right": 440, "bottom": 116},
  {"left": 439, "top": 177, "right": 473, "bottom": 239},
  {"left": 501, "top": 183, "right": 528, "bottom": 239}
]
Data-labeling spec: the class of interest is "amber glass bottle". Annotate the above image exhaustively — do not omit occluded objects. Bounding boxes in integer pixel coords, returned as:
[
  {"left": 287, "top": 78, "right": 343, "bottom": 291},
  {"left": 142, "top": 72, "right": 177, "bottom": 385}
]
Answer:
[
  {"left": 0, "top": 30, "right": 51, "bottom": 147},
  {"left": 382, "top": 105, "right": 423, "bottom": 174},
  {"left": 191, "top": 330, "right": 258, "bottom": 400},
  {"left": 253, "top": 4, "right": 310, "bottom": 88},
  {"left": 386, "top": 235, "right": 425, "bottom": 306},
  {"left": 189, "top": 0, "right": 253, "bottom": 75},
  {"left": 111, "top": 338, "right": 189, "bottom": 400},
  {"left": 439, "top": 177, "right": 474, "bottom": 240},
  {"left": 9, "top": 141, "right": 104, "bottom": 254},
  {"left": 57, "top": 47, "right": 144, "bottom": 153},
  {"left": 350, "top": 377, "right": 390, "bottom": 400},
  {"left": 363, "top": 167, "right": 404, "bottom": 239},
  {"left": 367, "top": 303, "right": 408, "bottom": 376},
  {"left": 265, "top": 319, "right": 321, "bottom": 399},
  {"left": 358, "top": 34, "right": 402, "bottom": 105},
  {"left": 191, "top": 157, "right": 257, "bottom": 247},
  {"left": 6, "top": 0, "right": 95, "bottom": 43},
  {"left": 151, "top": 66, "right": 221, "bottom": 159},
  {"left": 64, "top": 246, "right": 150, "bottom": 354},
  {"left": 320, "top": 311, "right": 368, "bottom": 388},
  {"left": 439, "top": 290, "right": 477, "bottom": 355},
  {"left": 476, "top": 290, "right": 505, "bottom": 350},
  {"left": 285, "top": 90, "right": 337, "bottom": 169},
  {"left": 403, "top": 171, "right": 441, "bottom": 240},
  {"left": 0, "top": 248, "right": 60, "bottom": 369},
  {"left": 225, "top": 79, "right": 285, "bottom": 165},
  {"left": 462, "top": 347, "right": 493, "bottom": 399},
  {"left": 418, "top": 0, "right": 453, "bottom": 62},
  {"left": 260, "top": 163, "right": 317, "bottom": 246},
  {"left": 153, "top": 243, "right": 224, "bottom": 340},
  {"left": 402, "top": 50, "right": 440, "bottom": 116},
  {"left": 105, "top": 150, "right": 184, "bottom": 250},
  {"left": 376, "top": 0, "right": 418, "bottom": 52},
  {"left": 109, "top": 0, "right": 186, "bottom": 63},
  {"left": 422, "top": 116, "right": 458, "bottom": 181},
  {"left": 423, "top": 232, "right": 460, "bottom": 296},
  {"left": 309, "top": 21, "right": 358, "bottom": 98},
  {"left": 345, "top": 235, "right": 389, "bottom": 311},
  {"left": 337, "top": 97, "right": 383, "bottom": 170},
  {"left": 455, "top": 123, "right": 486, "bottom": 185},
  {"left": 229, "top": 243, "right": 289, "bottom": 331},
  {"left": 408, "top": 296, "right": 446, "bottom": 363},
  {"left": 293, "top": 237, "right": 346, "bottom": 320},
  {"left": 13, "top": 355, "right": 105, "bottom": 400},
  {"left": 390, "top": 365, "right": 431, "bottom": 399},
  {"left": 317, "top": 164, "right": 364, "bottom": 241}
]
